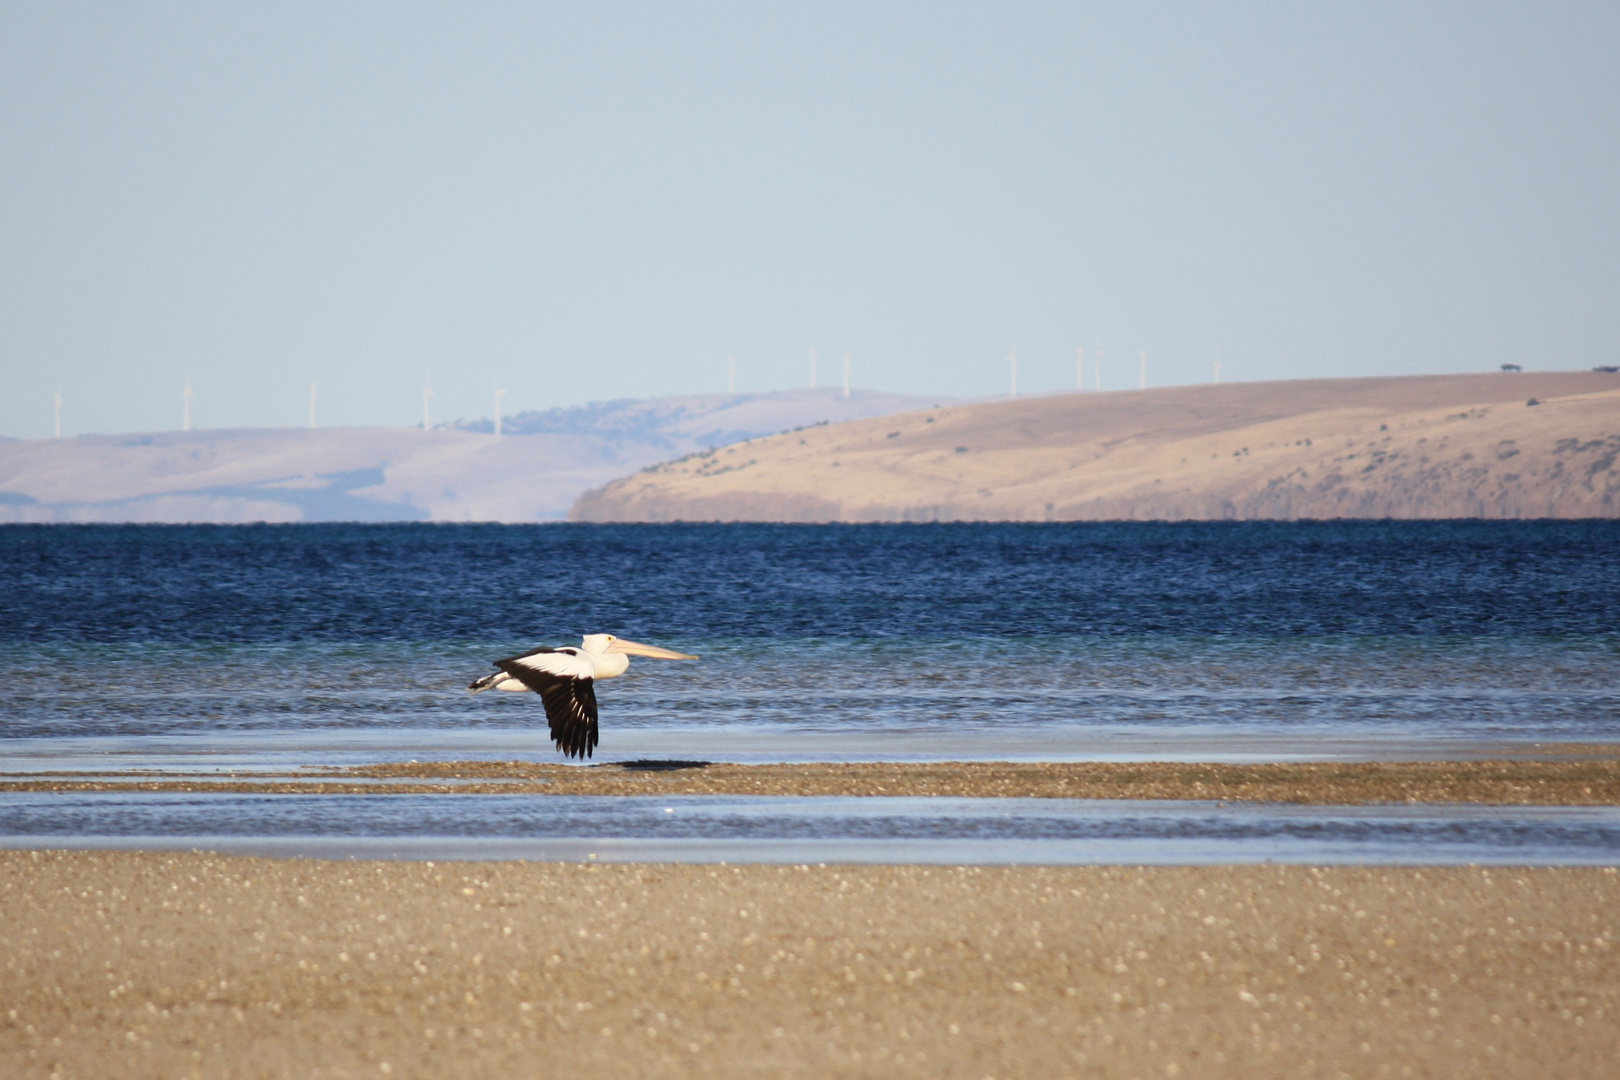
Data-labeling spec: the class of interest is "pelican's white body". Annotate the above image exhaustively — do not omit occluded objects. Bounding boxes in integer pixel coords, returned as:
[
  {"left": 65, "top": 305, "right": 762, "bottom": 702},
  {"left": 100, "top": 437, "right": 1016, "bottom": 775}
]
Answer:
[
  {"left": 477, "top": 634, "right": 694, "bottom": 693},
  {"left": 490, "top": 634, "right": 627, "bottom": 690}
]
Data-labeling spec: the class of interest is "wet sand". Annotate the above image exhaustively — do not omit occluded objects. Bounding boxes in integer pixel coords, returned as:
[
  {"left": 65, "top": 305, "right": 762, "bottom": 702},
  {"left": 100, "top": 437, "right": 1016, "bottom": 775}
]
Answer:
[
  {"left": 8, "top": 758, "right": 1620, "bottom": 803},
  {"left": 1, "top": 851, "right": 1615, "bottom": 1079}
]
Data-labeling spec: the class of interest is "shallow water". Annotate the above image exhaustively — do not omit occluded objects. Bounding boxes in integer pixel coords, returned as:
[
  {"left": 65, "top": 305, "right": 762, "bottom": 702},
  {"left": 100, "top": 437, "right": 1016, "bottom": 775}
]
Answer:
[{"left": 3, "top": 793, "right": 1617, "bottom": 865}]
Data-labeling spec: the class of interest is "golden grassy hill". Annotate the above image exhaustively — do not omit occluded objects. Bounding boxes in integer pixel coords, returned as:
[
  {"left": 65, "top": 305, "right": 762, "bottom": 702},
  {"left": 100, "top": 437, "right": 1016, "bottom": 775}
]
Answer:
[{"left": 572, "top": 371, "right": 1620, "bottom": 521}]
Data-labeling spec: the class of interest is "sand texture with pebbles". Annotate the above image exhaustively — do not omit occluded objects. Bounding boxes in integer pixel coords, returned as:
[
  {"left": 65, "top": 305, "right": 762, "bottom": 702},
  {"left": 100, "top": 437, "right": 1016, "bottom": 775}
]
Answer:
[{"left": 1, "top": 851, "right": 1616, "bottom": 1079}]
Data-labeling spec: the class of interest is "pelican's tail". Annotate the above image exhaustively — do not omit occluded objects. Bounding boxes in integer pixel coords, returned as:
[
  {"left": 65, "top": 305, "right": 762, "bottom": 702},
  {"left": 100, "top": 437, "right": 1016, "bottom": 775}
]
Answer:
[{"left": 467, "top": 671, "right": 505, "bottom": 694}]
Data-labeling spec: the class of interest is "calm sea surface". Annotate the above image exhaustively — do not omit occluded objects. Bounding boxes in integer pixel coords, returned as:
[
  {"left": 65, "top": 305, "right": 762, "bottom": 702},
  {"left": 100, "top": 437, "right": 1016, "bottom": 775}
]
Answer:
[
  {"left": 4, "top": 521, "right": 1618, "bottom": 757},
  {"left": 3, "top": 521, "right": 1617, "bottom": 861}
]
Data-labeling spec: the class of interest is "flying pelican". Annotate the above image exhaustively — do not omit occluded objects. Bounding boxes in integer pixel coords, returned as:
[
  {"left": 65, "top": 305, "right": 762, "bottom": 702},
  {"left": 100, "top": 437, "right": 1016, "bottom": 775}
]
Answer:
[{"left": 467, "top": 634, "right": 698, "bottom": 759}]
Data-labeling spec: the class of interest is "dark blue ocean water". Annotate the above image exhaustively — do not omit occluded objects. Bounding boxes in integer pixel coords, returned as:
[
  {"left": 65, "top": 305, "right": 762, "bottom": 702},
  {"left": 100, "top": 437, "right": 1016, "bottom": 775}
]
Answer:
[
  {"left": 5, "top": 520, "right": 1619, "bottom": 643},
  {"left": 2, "top": 521, "right": 1617, "bottom": 764}
]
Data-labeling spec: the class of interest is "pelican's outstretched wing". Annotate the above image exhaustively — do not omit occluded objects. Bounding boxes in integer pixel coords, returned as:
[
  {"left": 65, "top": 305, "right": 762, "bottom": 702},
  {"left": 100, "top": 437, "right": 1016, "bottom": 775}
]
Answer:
[{"left": 493, "top": 647, "right": 600, "bottom": 759}]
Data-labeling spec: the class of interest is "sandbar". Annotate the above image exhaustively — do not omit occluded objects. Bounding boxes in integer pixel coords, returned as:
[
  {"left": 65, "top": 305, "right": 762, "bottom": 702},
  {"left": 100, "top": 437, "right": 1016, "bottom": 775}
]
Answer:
[{"left": 7, "top": 758, "right": 1620, "bottom": 803}]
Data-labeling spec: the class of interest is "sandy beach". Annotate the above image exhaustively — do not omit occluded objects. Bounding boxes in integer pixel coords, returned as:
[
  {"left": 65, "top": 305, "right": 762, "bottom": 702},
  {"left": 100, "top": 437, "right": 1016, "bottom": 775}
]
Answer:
[{"left": 2, "top": 851, "right": 1615, "bottom": 1079}]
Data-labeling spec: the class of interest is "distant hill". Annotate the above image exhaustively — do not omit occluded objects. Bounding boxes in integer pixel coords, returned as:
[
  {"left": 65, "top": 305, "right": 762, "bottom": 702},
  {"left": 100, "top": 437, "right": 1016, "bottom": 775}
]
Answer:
[
  {"left": 455, "top": 389, "right": 945, "bottom": 451},
  {"left": 0, "top": 388, "right": 937, "bottom": 523},
  {"left": 572, "top": 372, "right": 1620, "bottom": 522}
]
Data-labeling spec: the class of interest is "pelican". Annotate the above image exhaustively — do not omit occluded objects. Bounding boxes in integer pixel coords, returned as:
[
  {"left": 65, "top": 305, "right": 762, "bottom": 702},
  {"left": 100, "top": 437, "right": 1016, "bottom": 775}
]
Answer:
[{"left": 467, "top": 634, "right": 698, "bottom": 759}]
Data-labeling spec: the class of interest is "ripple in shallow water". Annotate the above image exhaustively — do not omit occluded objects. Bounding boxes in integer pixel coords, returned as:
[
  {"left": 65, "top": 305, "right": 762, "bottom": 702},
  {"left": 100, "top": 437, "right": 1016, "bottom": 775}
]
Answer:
[{"left": 3, "top": 793, "right": 1618, "bottom": 865}]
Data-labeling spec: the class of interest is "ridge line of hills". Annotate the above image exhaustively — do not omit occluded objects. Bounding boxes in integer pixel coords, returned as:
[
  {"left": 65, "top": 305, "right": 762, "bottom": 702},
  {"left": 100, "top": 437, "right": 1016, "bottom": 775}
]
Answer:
[
  {"left": 7, "top": 373, "right": 1617, "bottom": 524},
  {"left": 0, "top": 388, "right": 936, "bottom": 523},
  {"left": 572, "top": 371, "right": 1620, "bottom": 522}
]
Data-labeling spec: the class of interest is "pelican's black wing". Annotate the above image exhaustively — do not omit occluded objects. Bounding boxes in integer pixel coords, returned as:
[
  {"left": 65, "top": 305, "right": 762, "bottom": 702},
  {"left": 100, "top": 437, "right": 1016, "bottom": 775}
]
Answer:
[{"left": 494, "top": 647, "right": 600, "bottom": 759}]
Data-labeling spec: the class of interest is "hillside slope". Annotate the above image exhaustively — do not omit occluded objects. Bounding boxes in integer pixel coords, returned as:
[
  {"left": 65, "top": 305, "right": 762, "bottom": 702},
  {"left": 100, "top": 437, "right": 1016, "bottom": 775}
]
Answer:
[
  {"left": 572, "top": 372, "right": 1620, "bottom": 521},
  {"left": 0, "top": 388, "right": 934, "bottom": 523}
]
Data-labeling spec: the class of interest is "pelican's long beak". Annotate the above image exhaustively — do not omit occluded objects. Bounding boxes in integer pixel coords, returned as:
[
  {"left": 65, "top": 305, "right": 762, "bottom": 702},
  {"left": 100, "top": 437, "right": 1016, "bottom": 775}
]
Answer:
[{"left": 607, "top": 638, "right": 699, "bottom": 660}]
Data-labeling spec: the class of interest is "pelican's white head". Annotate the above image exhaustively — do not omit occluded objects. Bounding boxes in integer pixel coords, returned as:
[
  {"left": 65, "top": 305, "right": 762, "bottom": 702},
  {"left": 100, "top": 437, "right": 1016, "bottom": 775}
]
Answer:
[{"left": 581, "top": 634, "right": 698, "bottom": 660}]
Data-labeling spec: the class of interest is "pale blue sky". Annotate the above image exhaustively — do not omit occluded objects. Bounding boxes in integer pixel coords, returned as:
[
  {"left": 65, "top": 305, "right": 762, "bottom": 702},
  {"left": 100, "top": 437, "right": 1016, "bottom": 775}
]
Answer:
[{"left": 2, "top": 2, "right": 1616, "bottom": 437}]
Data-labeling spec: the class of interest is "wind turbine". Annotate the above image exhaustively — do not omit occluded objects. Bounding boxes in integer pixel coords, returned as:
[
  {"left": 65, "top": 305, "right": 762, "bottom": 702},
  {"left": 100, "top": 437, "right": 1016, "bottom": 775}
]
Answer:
[
  {"left": 809, "top": 348, "right": 818, "bottom": 389},
  {"left": 493, "top": 388, "right": 507, "bottom": 437},
  {"left": 1095, "top": 349, "right": 1103, "bottom": 392},
  {"left": 422, "top": 374, "right": 435, "bottom": 430},
  {"left": 1213, "top": 355, "right": 1223, "bottom": 384},
  {"left": 183, "top": 377, "right": 193, "bottom": 432}
]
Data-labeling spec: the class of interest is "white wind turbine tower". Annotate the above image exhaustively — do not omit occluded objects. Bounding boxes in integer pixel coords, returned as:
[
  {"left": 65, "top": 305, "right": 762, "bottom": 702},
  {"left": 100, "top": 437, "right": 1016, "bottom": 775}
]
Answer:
[
  {"left": 809, "top": 348, "right": 818, "bottom": 389},
  {"left": 1095, "top": 348, "right": 1103, "bottom": 392},
  {"left": 842, "top": 351, "right": 851, "bottom": 399},
  {"left": 183, "top": 377, "right": 193, "bottom": 432},
  {"left": 727, "top": 354, "right": 736, "bottom": 395},
  {"left": 1075, "top": 347, "right": 1084, "bottom": 391},
  {"left": 1213, "top": 354, "right": 1223, "bottom": 384},
  {"left": 422, "top": 374, "right": 435, "bottom": 430},
  {"left": 308, "top": 382, "right": 318, "bottom": 428},
  {"left": 1006, "top": 344, "right": 1018, "bottom": 397},
  {"left": 1138, "top": 349, "right": 1146, "bottom": 390},
  {"left": 493, "top": 388, "right": 507, "bottom": 437},
  {"left": 53, "top": 391, "right": 62, "bottom": 439}
]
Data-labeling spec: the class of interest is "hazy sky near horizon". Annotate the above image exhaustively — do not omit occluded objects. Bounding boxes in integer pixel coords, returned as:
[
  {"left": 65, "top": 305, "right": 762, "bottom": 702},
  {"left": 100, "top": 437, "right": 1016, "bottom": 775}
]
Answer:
[{"left": 2, "top": 3, "right": 1617, "bottom": 438}]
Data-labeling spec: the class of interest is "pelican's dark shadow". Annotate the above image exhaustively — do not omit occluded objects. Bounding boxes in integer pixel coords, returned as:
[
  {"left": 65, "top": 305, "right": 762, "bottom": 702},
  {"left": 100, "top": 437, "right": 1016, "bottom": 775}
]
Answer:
[{"left": 611, "top": 760, "right": 714, "bottom": 772}]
